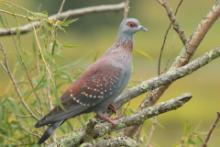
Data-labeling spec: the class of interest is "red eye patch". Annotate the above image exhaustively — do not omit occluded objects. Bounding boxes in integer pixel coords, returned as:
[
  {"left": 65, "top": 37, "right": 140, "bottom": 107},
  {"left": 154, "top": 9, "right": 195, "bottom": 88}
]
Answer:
[{"left": 127, "top": 21, "right": 137, "bottom": 28}]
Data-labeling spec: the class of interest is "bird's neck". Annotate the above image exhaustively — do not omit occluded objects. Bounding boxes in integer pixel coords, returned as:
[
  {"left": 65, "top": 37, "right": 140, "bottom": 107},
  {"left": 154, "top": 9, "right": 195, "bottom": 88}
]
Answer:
[
  {"left": 103, "top": 33, "right": 133, "bottom": 57},
  {"left": 115, "top": 33, "right": 133, "bottom": 52}
]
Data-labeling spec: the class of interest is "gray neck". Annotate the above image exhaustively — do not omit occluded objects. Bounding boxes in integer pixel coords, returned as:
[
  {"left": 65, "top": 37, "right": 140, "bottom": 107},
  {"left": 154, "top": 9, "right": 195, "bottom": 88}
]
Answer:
[
  {"left": 104, "top": 32, "right": 134, "bottom": 55},
  {"left": 117, "top": 32, "right": 133, "bottom": 42}
]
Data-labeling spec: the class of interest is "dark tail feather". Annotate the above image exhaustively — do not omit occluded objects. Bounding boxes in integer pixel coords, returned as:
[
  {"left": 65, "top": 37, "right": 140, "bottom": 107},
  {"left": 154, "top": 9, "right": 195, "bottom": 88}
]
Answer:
[
  {"left": 35, "top": 105, "right": 86, "bottom": 128},
  {"left": 38, "top": 121, "right": 63, "bottom": 144}
]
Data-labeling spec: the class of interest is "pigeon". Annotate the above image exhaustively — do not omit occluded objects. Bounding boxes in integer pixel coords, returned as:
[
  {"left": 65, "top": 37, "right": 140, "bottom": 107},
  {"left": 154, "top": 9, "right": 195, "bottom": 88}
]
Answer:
[{"left": 35, "top": 18, "right": 148, "bottom": 144}]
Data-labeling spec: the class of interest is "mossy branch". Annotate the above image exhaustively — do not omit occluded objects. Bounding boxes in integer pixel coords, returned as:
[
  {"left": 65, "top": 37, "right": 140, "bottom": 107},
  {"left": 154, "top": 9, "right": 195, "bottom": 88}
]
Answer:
[
  {"left": 49, "top": 93, "right": 192, "bottom": 147},
  {"left": 115, "top": 46, "right": 220, "bottom": 106}
]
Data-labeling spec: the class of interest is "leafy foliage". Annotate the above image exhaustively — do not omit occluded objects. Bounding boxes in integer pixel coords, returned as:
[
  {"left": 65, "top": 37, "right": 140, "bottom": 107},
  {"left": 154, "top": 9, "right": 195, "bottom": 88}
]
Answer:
[{"left": 0, "top": 2, "right": 79, "bottom": 146}]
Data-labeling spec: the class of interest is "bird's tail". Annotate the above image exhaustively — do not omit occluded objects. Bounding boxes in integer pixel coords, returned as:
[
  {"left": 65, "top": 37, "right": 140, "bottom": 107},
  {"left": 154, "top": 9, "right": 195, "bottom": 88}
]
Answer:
[{"left": 38, "top": 120, "right": 63, "bottom": 144}]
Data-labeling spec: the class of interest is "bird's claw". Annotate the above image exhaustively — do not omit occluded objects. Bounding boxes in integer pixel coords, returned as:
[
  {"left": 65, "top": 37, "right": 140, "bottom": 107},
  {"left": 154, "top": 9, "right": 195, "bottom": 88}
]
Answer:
[
  {"left": 108, "top": 103, "right": 117, "bottom": 114},
  {"left": 96, "top": 113, "right": 117, "bottom": 125}
]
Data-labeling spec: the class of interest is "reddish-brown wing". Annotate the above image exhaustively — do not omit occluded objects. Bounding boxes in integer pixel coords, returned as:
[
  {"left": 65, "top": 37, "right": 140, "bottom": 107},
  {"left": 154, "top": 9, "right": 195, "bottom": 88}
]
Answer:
[{"left": 36, "top": 63, "right": 122, "bottom": 126}]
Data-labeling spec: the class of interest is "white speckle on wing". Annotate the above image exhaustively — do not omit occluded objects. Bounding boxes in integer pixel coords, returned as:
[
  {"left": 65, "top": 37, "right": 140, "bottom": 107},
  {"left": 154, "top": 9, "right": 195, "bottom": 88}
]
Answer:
[
  {"left": 98, "top": 95, "right": 104, "bottom": 99},
  {"left": 71, "top": 96, "right": 90, "bottom": 107},
  {"left": 81, "top": 91, "right": 88, "bottom": 97}
]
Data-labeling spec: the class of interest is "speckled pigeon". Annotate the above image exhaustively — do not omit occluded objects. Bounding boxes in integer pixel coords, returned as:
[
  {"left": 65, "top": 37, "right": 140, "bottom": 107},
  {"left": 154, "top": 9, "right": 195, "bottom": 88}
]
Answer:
[{"left": 35, "top": 18, "right": 148, "bottom": 144}]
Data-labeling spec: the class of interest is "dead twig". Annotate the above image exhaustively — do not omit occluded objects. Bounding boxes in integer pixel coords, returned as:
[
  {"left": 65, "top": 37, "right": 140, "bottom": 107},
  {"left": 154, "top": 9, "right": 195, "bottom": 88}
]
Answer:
[
  {"left": 0, "top": 43, "right": 38, "bottom": 120},
  {"left": 58, "top": 0, "right": 66, "bottom": 14},
  {"left": 201, "top": 112, "right": 220, "bottom": 147}
]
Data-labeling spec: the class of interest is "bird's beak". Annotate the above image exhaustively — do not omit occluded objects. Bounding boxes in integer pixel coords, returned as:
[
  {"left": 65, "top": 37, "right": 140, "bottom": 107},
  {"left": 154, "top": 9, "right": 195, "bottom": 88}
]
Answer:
[{"left": 139, "top": 25, "right": 148, "bottom": 32}]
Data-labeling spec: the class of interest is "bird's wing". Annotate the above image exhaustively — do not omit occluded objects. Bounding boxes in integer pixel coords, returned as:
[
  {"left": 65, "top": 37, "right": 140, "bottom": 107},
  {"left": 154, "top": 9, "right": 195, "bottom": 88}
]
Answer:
[{"left": 35, "top": 63, "right": 122, "bottom": 127}]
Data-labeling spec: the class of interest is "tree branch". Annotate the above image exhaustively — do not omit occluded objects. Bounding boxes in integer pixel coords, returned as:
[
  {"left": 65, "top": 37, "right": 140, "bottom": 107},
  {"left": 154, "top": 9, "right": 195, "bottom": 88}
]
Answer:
[
  {"left": 81, "top": 136, "right": 138, "bottom": 147},
  {"left": 116, "top": 46, "right": 220, "bottom": 106},
  {"left": 49, "top": 93, "right": 192, "bottom": 146},
  {"left": 0, "top": 2, "right": 126, "bottom": 36}
]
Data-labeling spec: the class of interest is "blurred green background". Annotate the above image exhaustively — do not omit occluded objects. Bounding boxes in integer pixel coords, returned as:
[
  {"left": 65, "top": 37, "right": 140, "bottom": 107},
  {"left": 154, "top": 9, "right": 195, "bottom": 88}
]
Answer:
[{"left": 0, "top": 0, "right": 220, "bottom": 146}]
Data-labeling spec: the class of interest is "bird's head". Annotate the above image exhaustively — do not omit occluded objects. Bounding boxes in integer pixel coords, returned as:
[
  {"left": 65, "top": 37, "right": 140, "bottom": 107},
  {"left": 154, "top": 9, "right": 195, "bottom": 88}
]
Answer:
[{"left": 119, "top": 18, "right": 148, "bottom": 35}]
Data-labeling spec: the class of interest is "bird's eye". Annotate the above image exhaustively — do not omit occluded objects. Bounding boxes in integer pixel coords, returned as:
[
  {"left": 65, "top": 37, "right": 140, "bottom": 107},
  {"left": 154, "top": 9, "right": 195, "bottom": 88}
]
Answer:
[{"left": 127, "top": 22, "right": 137, "bottom": 28}]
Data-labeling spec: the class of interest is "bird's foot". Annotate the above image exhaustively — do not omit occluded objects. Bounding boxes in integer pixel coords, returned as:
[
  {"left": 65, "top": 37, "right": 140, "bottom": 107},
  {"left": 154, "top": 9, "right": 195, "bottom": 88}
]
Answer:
[
  {"left": 96, "top": 113, "right": 117, "bottom": 125},
  {"left": 108, "top": 103, "right": 117, "bottom": 114}
]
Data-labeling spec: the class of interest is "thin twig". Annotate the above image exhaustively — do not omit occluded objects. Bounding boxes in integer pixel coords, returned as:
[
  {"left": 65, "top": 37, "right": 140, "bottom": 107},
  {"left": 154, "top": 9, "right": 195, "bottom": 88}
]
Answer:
[
  {"left": 0, "top": 43, "right": 38, "bottom": 120},
  {"left": 157, "top": 0, "right": 187, "bottom": 45},
  {"left": 21, "top": 60, "right": 43, "bottom": 115},
  {"left": 32, "top": 26, "right": 53, "bottom": 85},
  {"left": 32, "top": 25, "right": 55, "bottom": 113},
  {"left": 146, "top": 118, "right": 157, "bottom": 147},
  {"left": 123, "top": 0, "right": 130, "bottom": 18},
  {"left": 0, "top": 2, "right": 126, "bottom": 36},
  {"left": 157, "top": 0, "right": 184, "bottom": 75},
  {"left": 58, "top": 0, "right": 66, "bottom": 14},
  {"left": 201, "top": 112, "right": 220, "bottom": 147},
  {"left": 0, "top": 9, "right": 35, "bottom": 21},
  {"left": 20, "top": 123, "right": 41, "bottom": 138}
]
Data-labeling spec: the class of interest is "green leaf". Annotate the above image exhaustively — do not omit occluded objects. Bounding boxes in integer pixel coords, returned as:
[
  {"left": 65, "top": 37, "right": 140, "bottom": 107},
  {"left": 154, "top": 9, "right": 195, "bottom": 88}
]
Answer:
[
  {"left": 0, "top": 14, "right": 7, "bottom": 27},
  {"left": 134, "top": 48, "right": 153, "bottom": 60},
  {"left": 63, "top": 43, "right": 79, "bottom": 48},
  {"left": 59, "top": 18, "right": 78, "bottom": 27}
]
